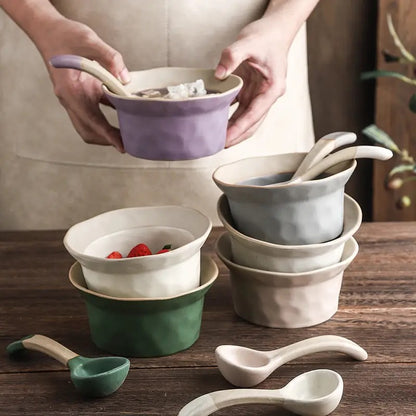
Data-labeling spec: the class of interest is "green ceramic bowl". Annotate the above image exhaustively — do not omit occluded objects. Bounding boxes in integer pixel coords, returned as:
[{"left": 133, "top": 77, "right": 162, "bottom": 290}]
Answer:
[{"left": 69, "top": 255, "right": 218, "bottom": 357}]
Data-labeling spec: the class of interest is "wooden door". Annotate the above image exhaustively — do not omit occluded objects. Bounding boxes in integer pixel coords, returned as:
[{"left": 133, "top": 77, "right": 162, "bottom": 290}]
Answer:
[{"left": 372, "top": 0, "right": 416, "bottom": 220}]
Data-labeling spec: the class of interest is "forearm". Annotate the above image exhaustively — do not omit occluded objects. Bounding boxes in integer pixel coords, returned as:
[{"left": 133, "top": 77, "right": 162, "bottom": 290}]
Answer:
[
  {"left": 0, "top": 0, "right": 64, "bottom": 52},
  {"left": 262, "top": 0, "right": 320, "bottom": 49}
]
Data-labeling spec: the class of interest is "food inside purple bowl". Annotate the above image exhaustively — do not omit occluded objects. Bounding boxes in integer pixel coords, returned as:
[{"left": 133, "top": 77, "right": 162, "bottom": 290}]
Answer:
[{"left": 134, "top": 79, "right": 219, "bottom": 99}]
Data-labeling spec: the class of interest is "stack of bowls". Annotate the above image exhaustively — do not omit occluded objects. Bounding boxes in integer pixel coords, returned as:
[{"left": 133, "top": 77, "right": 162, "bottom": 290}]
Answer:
[
  {"left": 213, "top": 152, "right": 362, "bottom": 328},
  {"left": 64, "top": 206, "right": 216, "bottom": 357}
]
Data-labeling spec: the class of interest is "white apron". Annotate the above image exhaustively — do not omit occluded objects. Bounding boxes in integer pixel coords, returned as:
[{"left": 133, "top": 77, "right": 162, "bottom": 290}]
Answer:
[{"left": 0, "top": 0, "right": 314, "bottom": 230}]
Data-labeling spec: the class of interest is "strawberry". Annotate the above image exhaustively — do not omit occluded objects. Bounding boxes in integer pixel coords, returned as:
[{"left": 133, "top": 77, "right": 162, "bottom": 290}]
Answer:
[
  {"left": 157, "top": 244, "right": 172, "bottom": 254},
  {"left": 127, "top": 243, "right": 152, "bottom": 257},
  {"left": 106, "top": 251, "right": 123, "bottom": 259}
]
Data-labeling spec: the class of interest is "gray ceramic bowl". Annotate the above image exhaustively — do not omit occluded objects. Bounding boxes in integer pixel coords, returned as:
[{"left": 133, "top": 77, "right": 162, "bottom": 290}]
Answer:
[
  {"left": 217, "top": 193, "right": 362, "bottom": 272},
  {"left": 105, "top": 67, "right": 242, "bottom": 161},
  {"left": 212, "top": 153, "right": 357, "bottom": 245},
  {"left": 216, "top": 232, "right": 359, "bottom": 328}
]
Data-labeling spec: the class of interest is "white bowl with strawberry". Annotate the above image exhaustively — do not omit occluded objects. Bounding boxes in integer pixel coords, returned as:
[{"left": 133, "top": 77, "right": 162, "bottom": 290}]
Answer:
[{"left": 63, "top": 206, "right": 212, "bottom": 298}]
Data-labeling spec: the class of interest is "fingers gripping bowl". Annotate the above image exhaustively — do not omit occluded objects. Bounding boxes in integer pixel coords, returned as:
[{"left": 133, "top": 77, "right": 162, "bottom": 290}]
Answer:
[{"left": 63, "top": 206, "right": 212, "bottom": 298}]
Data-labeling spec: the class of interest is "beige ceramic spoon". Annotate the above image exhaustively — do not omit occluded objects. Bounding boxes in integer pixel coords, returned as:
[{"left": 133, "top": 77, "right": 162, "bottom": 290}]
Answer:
[
  {"left": 291, "top": 131, "right": 357, "bottom": 180},
  {"left": 264, "top": 145, "right": 393, "bottom": 187},
  {"left": 216, "top": 335, "right": 367, "bottom": 387},
  {"left": 178, "top": 369, "right": 343, "bottom": 416}
]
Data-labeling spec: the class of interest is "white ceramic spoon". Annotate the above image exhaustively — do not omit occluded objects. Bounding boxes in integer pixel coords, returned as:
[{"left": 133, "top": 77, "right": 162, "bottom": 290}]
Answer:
[
  {"left": 264, "top": 145, "right": 393, "bottom": 187},
  {"left": 178, "top": 369, "right": 343, "bottom": 416},
  {"left": 49, "top": 54, "right": 132, "bottom": 97},
  {"left": 291, "top": 131, "right": 357, "bottom": 180},
  {"left": 215, "top": 335, "right": 367, "bottom": 388}
]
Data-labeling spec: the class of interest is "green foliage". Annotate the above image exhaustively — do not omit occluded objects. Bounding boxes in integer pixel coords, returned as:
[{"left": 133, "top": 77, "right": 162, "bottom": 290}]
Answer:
[{"left": 362, "top": 125, "right": 401, "bottom": 154}]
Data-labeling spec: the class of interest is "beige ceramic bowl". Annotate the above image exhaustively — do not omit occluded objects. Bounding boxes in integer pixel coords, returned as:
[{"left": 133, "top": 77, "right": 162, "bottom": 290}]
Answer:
[
  {"left": 63, "top": 206, "right": 212, "bottom": 298},
  {"left": 217, "top": 193, "right": 362, "bottom": 273},
  {"left": 216, "top": 232, "right": 359, "bottom": 328}
]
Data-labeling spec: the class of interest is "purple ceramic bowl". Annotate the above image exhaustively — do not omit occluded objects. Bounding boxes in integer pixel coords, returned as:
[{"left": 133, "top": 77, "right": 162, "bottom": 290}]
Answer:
[{"left": 104, "top": 67, "right": 243, "bottom": 161}]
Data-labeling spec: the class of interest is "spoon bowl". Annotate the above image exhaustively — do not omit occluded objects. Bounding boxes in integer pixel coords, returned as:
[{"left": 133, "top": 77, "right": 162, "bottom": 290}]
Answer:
[
  {"left": 215, "top": 335, "right": 367, "bottom": 387},
  {"left": 7, "top": 334, "right": 130, "bottom": 397},
  {"left": 69, "top": 355, "right": 130, "bottom": 397},
  {"left": 177, "top": 369, "right": 343, "bottom": 416}
]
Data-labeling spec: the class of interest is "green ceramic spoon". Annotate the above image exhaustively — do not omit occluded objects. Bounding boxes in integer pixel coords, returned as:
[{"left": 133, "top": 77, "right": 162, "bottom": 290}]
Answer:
[{"left": 7, "top": 334, "right": 130, "bottom": 397}]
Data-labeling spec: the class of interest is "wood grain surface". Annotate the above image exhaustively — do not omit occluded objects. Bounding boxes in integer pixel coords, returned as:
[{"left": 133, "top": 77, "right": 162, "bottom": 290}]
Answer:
[{"left": 0, "top": 225, "right": 415, "bottom": 415}]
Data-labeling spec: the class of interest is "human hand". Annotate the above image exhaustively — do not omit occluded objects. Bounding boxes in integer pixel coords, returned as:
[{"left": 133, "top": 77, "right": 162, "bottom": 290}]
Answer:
[
  {"left": 37, "top": 17, "right": 130, "bottom": 152},
  {"left": 215, "top": 18, "right": 289, "bottom": 148}
]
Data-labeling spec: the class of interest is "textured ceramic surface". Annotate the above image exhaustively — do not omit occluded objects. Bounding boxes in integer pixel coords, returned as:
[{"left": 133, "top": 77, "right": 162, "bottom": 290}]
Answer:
[
  {"left": 217, "top": 193, "right": 362, "bottom": 272},
  {"left": 63, "top": 206, "right": 212, "bottom": 298},
  {"left": 104, "top": 67, "right": 242, "bottom": 161},
  {"left": 216, "top": 233, "right": 359, "bottom": 328},
  {"left": 212, "top": 152, "right": 357, "bottom": 245},
  {"left": 68, "top": 255, "right": 218, "bottom": 357}
]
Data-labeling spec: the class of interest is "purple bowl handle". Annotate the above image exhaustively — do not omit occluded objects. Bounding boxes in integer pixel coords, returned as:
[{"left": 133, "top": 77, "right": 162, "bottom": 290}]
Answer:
[{"left": 49, "top": 54, "right": 83, "bottom": 70}]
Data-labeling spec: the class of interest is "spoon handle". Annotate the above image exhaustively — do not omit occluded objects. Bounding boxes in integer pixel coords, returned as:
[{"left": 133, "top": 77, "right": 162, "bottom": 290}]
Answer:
[
  {"left": 6, "top": 334, "right": 78, "bottom": 366},
  {"left": 299, "top": 145, "right": 393, "bottom": 182},
  {"left": 49, "top": 54, "right": 131, "bottom": 97},
  {"left": 178, "top": 388, "right": 284, "bottom": 416},
  {"left": 292, "top": 132, "right": 357, "bottom": 179},
  {"left": 268, "top": 335, "right": 368, "bottom": 364}
]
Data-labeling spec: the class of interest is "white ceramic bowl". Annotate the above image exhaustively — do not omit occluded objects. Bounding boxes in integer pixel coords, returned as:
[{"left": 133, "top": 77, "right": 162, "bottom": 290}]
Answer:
[
  {"left": 63, "top": 206, "right": 212, "bottom": 298},
  {"left": 216, "top": 232, "right": 359, "bottom": 328},
  {"left": 217, "top": 193, "right": 362, "bottom": 273}
]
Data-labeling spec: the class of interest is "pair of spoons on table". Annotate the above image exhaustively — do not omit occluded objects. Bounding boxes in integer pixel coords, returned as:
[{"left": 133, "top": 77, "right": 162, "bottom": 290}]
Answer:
[{"left": 8, "top": 334, "right": 367, "bottom": 415}]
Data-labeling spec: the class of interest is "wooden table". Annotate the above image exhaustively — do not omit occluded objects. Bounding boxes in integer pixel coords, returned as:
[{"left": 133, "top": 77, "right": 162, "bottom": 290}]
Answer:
[{"left": 0, "top": 224, "right": 415, "bottom": 415}]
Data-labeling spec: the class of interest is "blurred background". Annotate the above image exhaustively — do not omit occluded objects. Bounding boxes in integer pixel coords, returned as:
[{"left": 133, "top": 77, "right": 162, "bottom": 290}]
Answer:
[
  {"left": 308, "top": 0, "right": 416, "bottom": 221},
  {"left": 1, "top": 0, "right": 415, "bottom": 224}
]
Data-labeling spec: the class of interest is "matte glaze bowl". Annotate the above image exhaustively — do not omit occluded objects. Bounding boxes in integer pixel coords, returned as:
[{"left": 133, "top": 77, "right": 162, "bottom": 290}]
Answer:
[
  {"left": 212, "top": 153, "right": 357, "bottom": 245},
  {"left": 63, "top": 206, "right": 212, "bottom": 298},
  {"left": 216, "top": 233, "right": 359, "bottom": 328},
  {"left": 217, "top": 193, "right": 362, "bottom": 272},
  {"left": 68, "top": 255, "right": 218, "bottom": 357},
  {"left": 104, "top": 67, "right": 243, "bottom": 160}
]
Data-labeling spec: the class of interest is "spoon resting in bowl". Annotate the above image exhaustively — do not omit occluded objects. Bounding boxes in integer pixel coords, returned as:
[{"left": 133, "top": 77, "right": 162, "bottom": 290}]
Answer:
[
  {"left": 49, "top": 54, "right": 132, "bottom": 97},
  {"left": 291, "top": 131, "right": 357, "bottom": 180},
  {"left": 263, "top": 145, "right": 393, "bottom": 187},
  {"left": 216, "top": 335, "right": 367, "bottom": 387},
  {"left": 178, "top": 369, "right": 343, "bottom": 416},
  {"left": 7, "top": 334, "right": 130, "bottom": 397}
]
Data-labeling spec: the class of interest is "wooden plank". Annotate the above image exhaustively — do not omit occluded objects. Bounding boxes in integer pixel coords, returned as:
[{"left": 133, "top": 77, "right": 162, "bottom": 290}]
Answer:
[
  {"left": 307, "top": 0, "right": 378, "bottom": 220},
  {"left": 0, "top": 364, "right": 414, "bottom": 415},
  {"left": 0, "top": 227, "right": 415, "bottom": 414},
  {"left": 373, "top": 0, "right": 416, "bottom": 220}
]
